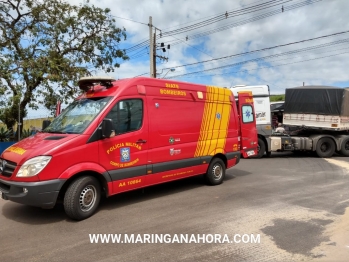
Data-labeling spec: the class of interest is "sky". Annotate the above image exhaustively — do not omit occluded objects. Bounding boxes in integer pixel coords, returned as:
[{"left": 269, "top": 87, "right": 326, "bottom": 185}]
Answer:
[{"left": 28, "top": 0, "right": 349, "bottom": 118}]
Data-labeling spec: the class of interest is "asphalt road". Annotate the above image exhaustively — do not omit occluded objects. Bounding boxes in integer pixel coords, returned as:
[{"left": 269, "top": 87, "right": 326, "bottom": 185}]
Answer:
[{"left": 1, "top": 152, "right": 349, "bottom": 262}]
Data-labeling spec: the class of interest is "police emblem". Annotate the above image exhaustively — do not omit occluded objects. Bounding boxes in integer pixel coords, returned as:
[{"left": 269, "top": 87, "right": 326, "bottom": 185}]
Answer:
[{"left": 120, "top": 147, "right": 130, "bottom": 162}]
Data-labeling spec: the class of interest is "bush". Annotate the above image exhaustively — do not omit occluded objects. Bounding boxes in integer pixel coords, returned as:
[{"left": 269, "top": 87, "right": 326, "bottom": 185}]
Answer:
[
  {"left": 0, "top": 127, "right": 13, "bottom": 142},
  {"left": 21, "top": 129, "right": 32, "bottom": 139}
]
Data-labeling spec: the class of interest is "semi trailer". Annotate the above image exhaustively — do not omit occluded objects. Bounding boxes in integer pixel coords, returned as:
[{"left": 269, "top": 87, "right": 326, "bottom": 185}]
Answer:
[{"left": 231, "top": 85, "right": 349, "bottom": 158}]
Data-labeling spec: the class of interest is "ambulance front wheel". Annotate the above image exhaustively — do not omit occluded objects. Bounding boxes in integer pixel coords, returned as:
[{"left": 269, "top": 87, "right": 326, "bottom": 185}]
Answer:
[
  {"left": 205, "top": 158, "right": 226, "bottom": 185},
  {"left": 64, "top": 176, "right": 101, "bottom": 220}
]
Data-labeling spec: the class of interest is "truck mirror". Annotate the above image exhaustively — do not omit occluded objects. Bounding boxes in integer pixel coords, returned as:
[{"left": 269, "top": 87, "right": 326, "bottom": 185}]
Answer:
[
  {"left": 42, "top": 120, "right": 51, "bottom": 130},
  {"left": 102, "top": 118, "right": 113, "bottom": 138}
]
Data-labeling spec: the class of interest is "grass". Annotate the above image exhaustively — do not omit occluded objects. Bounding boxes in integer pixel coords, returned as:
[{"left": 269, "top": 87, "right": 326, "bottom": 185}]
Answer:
[{"left": 270, "top": 94, "right": 285, "bottom": 102}]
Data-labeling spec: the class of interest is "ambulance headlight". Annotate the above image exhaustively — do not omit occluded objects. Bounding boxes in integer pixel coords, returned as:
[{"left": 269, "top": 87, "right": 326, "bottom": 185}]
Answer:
[{"left": 17, "top": 156, "right": 52, "bottom": 177}]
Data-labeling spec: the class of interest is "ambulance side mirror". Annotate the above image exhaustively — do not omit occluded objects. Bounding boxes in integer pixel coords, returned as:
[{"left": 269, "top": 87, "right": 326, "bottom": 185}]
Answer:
[
  {"left": 102, "top": 118, "right": 114, "bottom": 138},
  {"left": 42, "top": 120, "right": 51, "bottom": 130}
]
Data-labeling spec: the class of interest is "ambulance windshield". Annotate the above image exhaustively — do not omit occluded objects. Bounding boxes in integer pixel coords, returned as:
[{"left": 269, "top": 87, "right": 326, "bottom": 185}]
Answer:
[{"left": 44, "top": 97, "right": 111, "bottom": 134}]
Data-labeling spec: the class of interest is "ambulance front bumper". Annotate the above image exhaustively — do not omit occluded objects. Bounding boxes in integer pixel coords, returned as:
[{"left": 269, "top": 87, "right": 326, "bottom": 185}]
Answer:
[{"left": 0, "top": 179, "right": 66, "bottom": 209}]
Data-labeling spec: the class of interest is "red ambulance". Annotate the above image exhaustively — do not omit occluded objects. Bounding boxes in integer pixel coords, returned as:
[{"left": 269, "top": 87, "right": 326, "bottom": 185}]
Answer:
[{"left": 0, "top": 77, "right": 257, "bottom": 220}]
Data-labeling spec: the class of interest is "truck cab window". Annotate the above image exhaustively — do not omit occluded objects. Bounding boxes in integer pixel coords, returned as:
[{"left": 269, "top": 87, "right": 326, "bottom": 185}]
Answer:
[{"left": 106, "top": 99, "right": 143, "bottom": 135}]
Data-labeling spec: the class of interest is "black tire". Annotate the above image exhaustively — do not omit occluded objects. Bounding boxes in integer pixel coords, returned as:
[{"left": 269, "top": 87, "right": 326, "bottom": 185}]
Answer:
[
  {"left": 205, "top": 158, "right": 226, "bottom": 185},
  {"left": 339, "top": 137, "right": 349, "bottom": 156},
  {"left": 64, "top": 176, "right": 101, "bottom": 220},
  {"left": 255, "top": 138, "right": 266, "bottom": 158},
  {"left": 316, "top": 137, "right": 335, "bottom": 158}
]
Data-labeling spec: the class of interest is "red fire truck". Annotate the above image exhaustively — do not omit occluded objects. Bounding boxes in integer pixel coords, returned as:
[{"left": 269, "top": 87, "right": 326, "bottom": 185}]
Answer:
[{"left": 0, "top": 77, "right": 257, "bottom": 220}]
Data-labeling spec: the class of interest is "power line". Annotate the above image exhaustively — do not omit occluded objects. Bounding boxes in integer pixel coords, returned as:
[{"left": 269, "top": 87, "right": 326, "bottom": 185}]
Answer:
[
  {"left": 161, "top": 0, "right": 292, "bottom": 37},
  {"left": 128, "top": 47, "right": 149, "bottom": 59},
  {"left": 126, "top": 0, "right": 290, "bottom": 53},
  {"left": 165, "top": 0, "right": 322, "bottom": 46},
  {"left": 136, "top": 29, "right": 349, "bottom": 76},
  {"left": 160, "top": 29, "right": 349, "bottom": 71},
  {"left": 154, "top": 1, "right": 325, "bottom": 77},
  {"left": 167, "top": 38, "right": 349, "bottom": 78},
  {"left": 159, "top": 0, "right": 270, "bottom": 31},
  {"left": 170, "top": 43, "right": 349, "bottom": 78},
  {"left": 186, "top": 50, "right": 349, "bottom": 79},
  {"left": 111, "top": 15, "right": 148, "bottom": 26},
  {"left": 133, "top": 72, "right": 148, "bottom": 78},
  {"left": 125, "top": 0, "right": 321, "bottom": 55},
  {"left": 156, "top": 33, "right": 244, "bottom": 76},
  {"left": 124, "top": 0, "right": 291, "bottom": 53}
]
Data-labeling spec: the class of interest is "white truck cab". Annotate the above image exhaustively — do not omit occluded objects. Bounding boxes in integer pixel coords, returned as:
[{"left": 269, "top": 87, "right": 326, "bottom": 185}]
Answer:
[{"left": 230, "top": 85, "right": 272, "bottom": 158}]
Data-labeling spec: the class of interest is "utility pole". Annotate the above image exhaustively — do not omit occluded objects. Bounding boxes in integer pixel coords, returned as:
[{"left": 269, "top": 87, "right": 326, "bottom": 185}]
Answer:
[
  {"left": 149, "top": 17, "right": 170, "bottom": 78},
  {"left": 149, "top": 16, "right": 155, "bottom": 78}
]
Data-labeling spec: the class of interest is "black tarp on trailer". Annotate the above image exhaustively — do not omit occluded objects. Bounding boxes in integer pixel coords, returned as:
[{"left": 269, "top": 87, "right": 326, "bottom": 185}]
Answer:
[{"left": 284, "top": 86, "right": 349, "bottom": 116}]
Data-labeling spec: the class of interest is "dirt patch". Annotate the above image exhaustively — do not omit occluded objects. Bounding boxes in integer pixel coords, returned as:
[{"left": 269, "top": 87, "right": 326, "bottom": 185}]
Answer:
[{"left": 311, "top": 207, "right": 349, "bottom": 261}]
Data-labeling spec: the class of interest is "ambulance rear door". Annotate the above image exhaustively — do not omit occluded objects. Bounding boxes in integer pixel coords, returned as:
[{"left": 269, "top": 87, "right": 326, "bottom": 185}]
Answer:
[{"left": 237, "top": 92, "right": 258, "bottom": 158}]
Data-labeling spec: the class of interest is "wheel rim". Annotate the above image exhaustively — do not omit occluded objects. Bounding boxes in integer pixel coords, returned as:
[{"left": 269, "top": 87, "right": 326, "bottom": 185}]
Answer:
[
  {"left": 79, "top": 185, "right": 97, "bottom": 212},
  {"left": 212, "top": 164, "right": 223, "bottom": 180},
  {"left": 320, "top": 142, "right": 330, "bottom": 152}
]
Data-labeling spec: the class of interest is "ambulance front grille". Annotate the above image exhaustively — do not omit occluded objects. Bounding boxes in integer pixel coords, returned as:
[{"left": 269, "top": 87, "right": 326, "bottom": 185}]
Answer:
[{"left": 0, "top": 158, "right": 17, "bottom": 178}]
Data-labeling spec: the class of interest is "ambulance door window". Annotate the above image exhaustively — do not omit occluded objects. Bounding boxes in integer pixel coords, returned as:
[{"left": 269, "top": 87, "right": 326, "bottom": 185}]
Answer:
[
  {"left": 242, "top": 105, "right": 254, "bottom": 123},
  {"left": 106, "top": 99, "right": 143, "bottom": 135}
]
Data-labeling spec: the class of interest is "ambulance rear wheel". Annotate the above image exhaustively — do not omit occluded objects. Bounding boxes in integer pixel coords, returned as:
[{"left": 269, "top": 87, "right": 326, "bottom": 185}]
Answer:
[
  {"left": 64, "top": 176, "right": 101, "bottom": 220},
  {"left": 205, "top": 158, "right": 226, "bottom": 185}
]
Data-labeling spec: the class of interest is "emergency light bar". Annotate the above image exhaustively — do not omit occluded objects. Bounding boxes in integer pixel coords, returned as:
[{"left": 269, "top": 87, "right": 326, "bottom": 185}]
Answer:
[{"left": 78, "top": 76, "right": 116, "bottom": 91}]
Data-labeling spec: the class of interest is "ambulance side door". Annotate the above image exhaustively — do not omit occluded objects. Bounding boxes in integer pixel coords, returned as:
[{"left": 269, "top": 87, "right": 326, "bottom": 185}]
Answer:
[{"left": 98, "top": 97, "right": 148, "bottom": 194}]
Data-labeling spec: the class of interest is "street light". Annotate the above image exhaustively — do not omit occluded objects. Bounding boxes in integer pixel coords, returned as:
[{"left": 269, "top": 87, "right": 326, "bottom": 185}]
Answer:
[{"left": 162, "top": 68, "right": 175, "bottom": 79}]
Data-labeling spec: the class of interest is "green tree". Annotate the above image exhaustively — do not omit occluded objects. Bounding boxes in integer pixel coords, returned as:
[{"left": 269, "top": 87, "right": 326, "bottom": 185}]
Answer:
[
  {"left": 270, "top": 94, "right": 285, "bottom": 102},
  {"left": 0, "top": 0, "right": 128, "bottom": 134}
]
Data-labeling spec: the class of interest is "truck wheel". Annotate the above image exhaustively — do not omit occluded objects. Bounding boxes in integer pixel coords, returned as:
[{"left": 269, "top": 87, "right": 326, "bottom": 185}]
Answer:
[
  {"left": 316, "top": 138, "right": 335, "bottom": 158},
  {"left": 205, "top": 158, "right": 226, "bottom": 185},
  {"left": 64, "top": 176, "right": 101, "bottom": 220},
  {"left": 255, "top": 138, "right": 265, "bottom": 158},
  {"left": 340, "top": 137, "right": 349, "bottom": 156}
]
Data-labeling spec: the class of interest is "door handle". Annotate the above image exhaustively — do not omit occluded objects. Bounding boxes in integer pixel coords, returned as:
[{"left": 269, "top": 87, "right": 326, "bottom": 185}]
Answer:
[{"left": 136, "top": 139, "right": 147, "bottom": 144}]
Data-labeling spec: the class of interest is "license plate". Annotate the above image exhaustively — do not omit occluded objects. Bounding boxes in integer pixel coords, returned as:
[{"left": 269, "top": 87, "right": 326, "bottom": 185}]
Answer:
[{"left": 247, "top": 150, "right": 255, "bottom": 156}]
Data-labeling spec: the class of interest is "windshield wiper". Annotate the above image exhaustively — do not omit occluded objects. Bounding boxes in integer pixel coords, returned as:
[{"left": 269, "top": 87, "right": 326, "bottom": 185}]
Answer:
[{"left": 43, "top": 130, "right": 68, "bottom": 134}]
